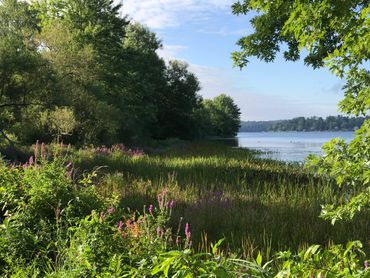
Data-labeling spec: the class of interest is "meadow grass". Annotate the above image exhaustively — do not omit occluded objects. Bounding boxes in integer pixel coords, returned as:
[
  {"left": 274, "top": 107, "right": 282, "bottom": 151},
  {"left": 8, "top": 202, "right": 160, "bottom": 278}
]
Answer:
[{"left": 73, "top": 141, "right": 370, "bottom": 260}]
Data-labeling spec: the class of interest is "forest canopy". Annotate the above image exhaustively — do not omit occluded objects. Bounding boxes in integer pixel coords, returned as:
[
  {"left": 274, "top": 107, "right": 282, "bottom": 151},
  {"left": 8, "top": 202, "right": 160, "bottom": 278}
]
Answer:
[{"left": 0, "top": 0, "right": 241, "bottom": 147}]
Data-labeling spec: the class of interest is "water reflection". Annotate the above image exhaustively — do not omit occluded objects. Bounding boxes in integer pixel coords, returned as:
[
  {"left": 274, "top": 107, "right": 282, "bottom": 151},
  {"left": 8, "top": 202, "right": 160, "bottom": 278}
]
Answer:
[{"left": 236, "top": 131, "right": 355, "bottom": 162}]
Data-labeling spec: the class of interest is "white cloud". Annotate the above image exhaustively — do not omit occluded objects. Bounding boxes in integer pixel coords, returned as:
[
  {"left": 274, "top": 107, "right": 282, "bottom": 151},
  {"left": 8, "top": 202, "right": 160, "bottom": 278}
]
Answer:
[
  {"left": 157, "top": 44, "right": 188, "bottom": 61},
  {"left": 118, "top": 0, "right": 234, "bottom": 29}
]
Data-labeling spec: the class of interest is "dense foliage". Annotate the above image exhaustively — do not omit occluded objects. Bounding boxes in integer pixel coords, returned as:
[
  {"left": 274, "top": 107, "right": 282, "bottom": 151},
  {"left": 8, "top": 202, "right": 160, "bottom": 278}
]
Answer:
[
  {"left": 232, "top": 0, "right": 370, "bottom": 222},
  {"left": 0, "top": 0, "right": 240, "bottom": 146}
]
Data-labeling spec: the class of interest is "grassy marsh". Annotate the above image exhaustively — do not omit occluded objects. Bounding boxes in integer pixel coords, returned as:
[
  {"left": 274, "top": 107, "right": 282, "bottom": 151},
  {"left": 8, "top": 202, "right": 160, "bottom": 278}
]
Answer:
[{"left": 72, "top": 141, "right": 370, "bottom": 259}]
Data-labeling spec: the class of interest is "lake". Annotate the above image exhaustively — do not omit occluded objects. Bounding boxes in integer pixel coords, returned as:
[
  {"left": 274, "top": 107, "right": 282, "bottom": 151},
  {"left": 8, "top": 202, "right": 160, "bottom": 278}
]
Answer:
[{"left": 236, "top": 131, "right": 355, "bottom": 162}]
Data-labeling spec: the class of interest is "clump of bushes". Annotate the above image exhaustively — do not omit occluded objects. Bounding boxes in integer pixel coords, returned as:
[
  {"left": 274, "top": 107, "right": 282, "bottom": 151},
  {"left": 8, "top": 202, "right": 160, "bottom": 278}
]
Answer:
[{"left": 0, "top": 151, "right": 369, "bottom": 277}]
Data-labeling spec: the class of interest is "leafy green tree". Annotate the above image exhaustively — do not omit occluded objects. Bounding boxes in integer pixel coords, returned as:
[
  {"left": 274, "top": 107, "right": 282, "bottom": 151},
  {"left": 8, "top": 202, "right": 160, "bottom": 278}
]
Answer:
[
  {"left": 232, "top": 0, "right": 370, "bottom": 221},
  {"left": 120, "top": 23, "right": 167, "bottom": 142},
  {"left": 203, "top": 94, "right": 241, "bottom": 137},
  {"left": 32, "top": 0, "right": 129, "bottom": 144},
  {"left": 49, "top": 107, "right": 76, "bottom": 143},
  {"left": 157, "top": 60, "right": 202, "bottom": 139},
  {"left": 0, "top": 0, "right": 55, "bottom": 145}
]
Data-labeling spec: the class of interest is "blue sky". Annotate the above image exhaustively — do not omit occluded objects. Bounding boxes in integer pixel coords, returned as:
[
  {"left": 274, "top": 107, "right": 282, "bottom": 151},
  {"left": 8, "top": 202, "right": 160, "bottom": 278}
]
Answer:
[{"left": 121, "top": 0, "right": 343, "bottom": 121}]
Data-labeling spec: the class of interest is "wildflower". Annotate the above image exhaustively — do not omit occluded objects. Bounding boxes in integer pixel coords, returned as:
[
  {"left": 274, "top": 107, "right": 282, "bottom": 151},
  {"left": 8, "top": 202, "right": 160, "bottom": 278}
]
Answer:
[
  {"left": 168, "top": 200, "right": 174, "bottom": 209},
  {"left": 117, "top": 220, "right": 124, "bottom": 231},
  {"left": 108, "top": 207, "right": 114, "bottom": 214},
  {"left": 365, "top": 260, "right": 369, "bottom": 271},
  {"left": 149, "top": 204, "right": 153, "bottom": 214},
  {"left": 28, "top": 156, "right": 34, "bottom": 165},
  {"left": 34, "top": 140, "right": 39, "bottom": 161},
  {"left": 185, "top": 223, "right": 191, "bottom": 241},
  {"left": 157, "top": 193, "right": 163, "bottom": 208}
]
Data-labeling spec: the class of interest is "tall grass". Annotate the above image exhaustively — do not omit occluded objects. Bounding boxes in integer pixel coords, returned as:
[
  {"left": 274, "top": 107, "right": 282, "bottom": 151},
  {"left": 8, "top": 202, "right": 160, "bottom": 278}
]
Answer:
[{"left": 73, "top": 141, "right": 370, "bottom": 259}]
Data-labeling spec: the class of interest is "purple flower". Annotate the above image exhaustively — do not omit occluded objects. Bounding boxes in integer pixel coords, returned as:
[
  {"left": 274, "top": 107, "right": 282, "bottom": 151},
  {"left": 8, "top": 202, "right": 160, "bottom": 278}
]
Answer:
[
  {"left": 28, "top": 156, "right": 34, "bottom": 165},
  {"left": 149, "top": 204, "right": 153, "bottom": 214},
  {"left": 117, "top": 220, "right": 124, "bottom": 231},
  {"left": 365, "top": 260, "right": 369, "bottom": 271},
  {"left": 168, "top": 200, "right": 174, "bottom": 209},
  {"left": 108, "top": 207, "right": 114, "bottom": 214},
  {"left": 185, "top": 223, "right": 191, "bottom": 241}
]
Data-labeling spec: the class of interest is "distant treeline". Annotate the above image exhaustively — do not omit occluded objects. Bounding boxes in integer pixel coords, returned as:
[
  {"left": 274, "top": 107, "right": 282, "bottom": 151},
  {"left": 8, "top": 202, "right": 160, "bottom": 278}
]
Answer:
[{"left": 240, "top": 116, "right": 366, "bottom": 132}]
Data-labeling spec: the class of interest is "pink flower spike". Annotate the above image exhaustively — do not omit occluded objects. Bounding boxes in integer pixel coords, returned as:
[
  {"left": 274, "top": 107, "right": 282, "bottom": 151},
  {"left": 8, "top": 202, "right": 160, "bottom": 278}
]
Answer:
[
  {"left": 156, "top": 226, "right": 162, "bottom": 237},
  {"left": 185, "top": 223, "right": 191, "bottom": 241},
  {"left": 149, "top": 204, "right": 153, "bottom": 214},
  {"left": 28, "top": 156, "right": 34, "bottom": 165},
  {"left": 168, "top": 200, "right": 174, "bottom": 209},
  {"left": 117, "top": 220, "right": 124, "bottom": 231},
  {"left": 108, "top": 207, "right": 114, "bottom": 214},
  {"left": 365, "top": 260, "right": 369, "bottom": 270}
]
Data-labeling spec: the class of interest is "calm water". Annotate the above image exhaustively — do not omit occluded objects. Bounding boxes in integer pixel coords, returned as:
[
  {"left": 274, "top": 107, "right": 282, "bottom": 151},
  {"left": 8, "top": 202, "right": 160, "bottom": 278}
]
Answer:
[{"left": 237, "top": 131, "right": 355, "bottom": 162}]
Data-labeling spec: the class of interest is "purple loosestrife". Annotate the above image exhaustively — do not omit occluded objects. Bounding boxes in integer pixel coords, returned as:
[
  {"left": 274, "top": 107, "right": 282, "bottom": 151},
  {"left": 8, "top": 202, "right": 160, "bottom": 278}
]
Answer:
[
  {"left": 365, "top": 260, "right": 369, "bottom": 271},
  {"left": 149, "top": 204, "right": 153, "bottom": 214},
  {"left": 108, "top": 207, "right": 114, "bottom": 214},
  {"left": 117, "top": 221, "right": 124, "bottom": 231},
  {"left": 168, "top": 200, "right": 174, "bottom": 209},
  {"left": 185, "top": 223, "right": 191, "bottom": 241},
  {"left": 156, "top": 226, "right": 162, "bottom": 237},
  {"left": 157, "top": 193, "right": 163, "bottom": 209},
  {"left": 34, "top": 140, "right": 39, "bottom": 162}
]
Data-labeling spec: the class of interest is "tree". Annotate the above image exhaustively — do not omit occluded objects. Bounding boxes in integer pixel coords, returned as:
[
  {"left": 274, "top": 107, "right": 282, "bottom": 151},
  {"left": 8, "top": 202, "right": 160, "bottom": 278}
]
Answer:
[
  {"left": 203, "top": 94, "right": 241, "bottom": 137},
  {"left": 0, "top": 0, "right": 56, "bottom": 145},
  {"left": 232, "top": 0, "right": 370, "bottom": 222},
  {"left": 120, "top": 23, "right": 167, "bottom": 142},
  {"left": 157, "top": 60, "right": 202, "bottom": 139},
  {"left": 49, "top": 107, "right": 76, "bottom": 143}
]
